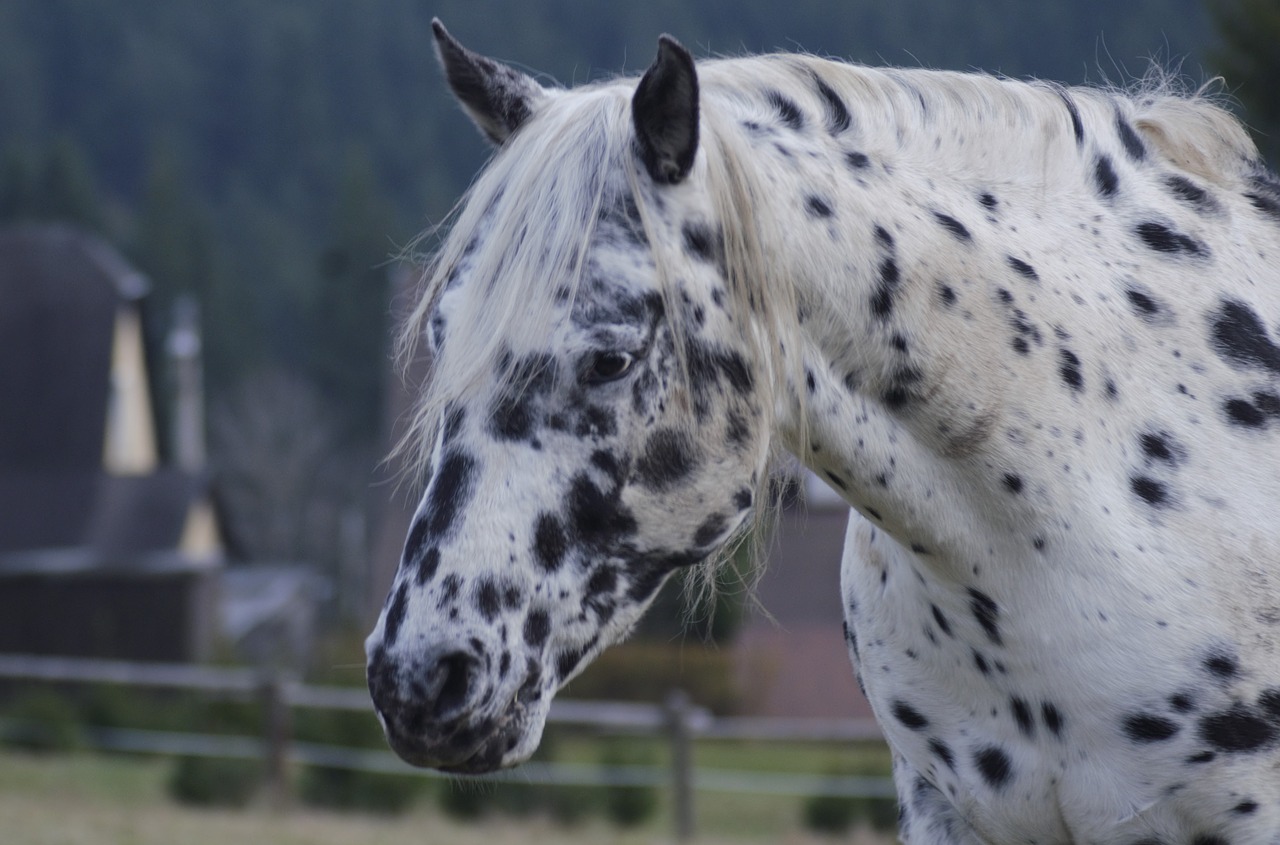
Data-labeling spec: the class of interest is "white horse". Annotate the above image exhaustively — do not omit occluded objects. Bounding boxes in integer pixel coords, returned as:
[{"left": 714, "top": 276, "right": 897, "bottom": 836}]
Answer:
[{"left": 367, "top": 20, "right": 1280, "bottom": 843}]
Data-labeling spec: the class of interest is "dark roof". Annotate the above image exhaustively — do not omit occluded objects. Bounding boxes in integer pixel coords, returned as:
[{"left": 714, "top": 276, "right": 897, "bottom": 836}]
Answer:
[
  {"left": 0, "top": 469, "right": 205, "bottom": 563},
  {"left": 749, "top": 501, "right": 851, "bottom": 628},
  {"left": 0, "top": 225, "right": 149, "bottom": 473}
]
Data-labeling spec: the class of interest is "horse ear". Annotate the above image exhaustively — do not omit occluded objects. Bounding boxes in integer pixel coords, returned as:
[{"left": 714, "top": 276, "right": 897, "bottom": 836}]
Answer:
[
  {"left": 431, "top": 18, "right": 546, "bottom": 145},
  {"left": 632, "top": 35, "right": 700, "bottom": 185}
]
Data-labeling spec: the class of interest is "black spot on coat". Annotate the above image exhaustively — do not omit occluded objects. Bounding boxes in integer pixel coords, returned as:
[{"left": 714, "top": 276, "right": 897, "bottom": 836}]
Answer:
[
  {"left": 682, "top": 221, "right": 725, "bottom": 271},
  {"left": 892, "top": 700, "right": 930, "bottom": 731},
  {"left": 382, "top": 581, "right": 409, "bottom": 646},
  {"left": 1259, "top": 688, "right": 1280, "bottom": 720},
  {"left": 973, "top": 746, "right": 1013, "bottom": 789},
  {"left": 1115, "top": 113, "right": 1147, "bottom": 160},
  {"left": 475, "top": 579, "right": 501, "bottom": 622},
  {"left": 423, "top": 451, "right": 478, "bottom": 543},
  {"left": 533, "top": 513, "right": 568, "bottom": 572},
  {"left": 523, "top": 610, "right": 550, "bottom": 647},
  {"left": 556, "top": 644, "right": 589, "bottom": 681},
  {"left": 1245, "top": 173, "right": 1280, "bottom": 223},
  {"left": 1011, "top": 697, "right": 1035, "bottom": 737},
  {"left": 1059, "top": 349, "right": 1084, "bottom": 392},
  {"left": 415, "top": 547, "right": 440, "bottom": 586},
  {"left": 845, "top": 151, "right": 870, "bottom": 170},
  {"left": 930, "top": 604, "right": 952, "bottom": 637},
  {"left": 1164, "top": 175, "right": 1217, "bottom": 214},
  {"left": 1094, "top": 155, "right": 1119, "bottom": 197},
  {"left": 567, "top": 473, "right": 638, "bottom": 547},
  {"left": 1124, "top": 286, "right": 1164, "bottom": 321},
  {"left": 635, "top": 429, "right": 701, "bottom": 491},
  {"left": 933, "top": 212, "right": 971, "bottom": 242},
  {"left": 1209, "top": 299, "right": 1280, "bottom": 376},
  {"left": 1006, "top": 256, "right": 1038, "bottom": 280},
  {"left": 1223, "top": 391, "right": 1280, "bottom": 428},
  {"left": 490, "top": 354, "right": 559, "bottom": 442},
  {"left": 1053, "top": 87, "right": 1084, "bottom": 145},
  {"left": 812, "top": 74, "right": 851, "bottom": 134},
  {"left": 1123, "top": 713, "right": 1180, "bottom": 742},
  {"left": 584, "top": 565, "right": 617, "bottom": 602},
  {"left": 1202, "top": 649, "right": 1240, "bottom": 680},
  {"left": 968, "top": 588, "right": 1002, "bottom": 645},
  {"left": 1199, "top": 703, "right": 1277, "bottom": 752},
  {"left": 1041, "top": 703, "right": 1065, "bottom": 737},
  {"left": 766, "top": 89, "right": 805, "bottom": 130},
  {"left": 1130, "top": 475, "right": 1169, "bottom": 507},
  {"left": 882, "top": 366, "right": 922, "bottom": 410},
  {"left": 870, "top": 258, "right": 901, "bottom": 319},
  {"left": 929, "top": 738, "right": 955, "bottom": 769},
  {"left": 806, "top": 195, "right": 834, "bottom": 218},
  {"left": 1139, "top": 432, "right": 1180, "bottom": 464},
  {"left": 869, "top": 225, "right": 900, "bottom": 319},
  {"left": 693, "top": 513, "right": 728, "bottom": 547},
  {"left": 1135, "top": 222, "right": 1208, "bottom": 257}
]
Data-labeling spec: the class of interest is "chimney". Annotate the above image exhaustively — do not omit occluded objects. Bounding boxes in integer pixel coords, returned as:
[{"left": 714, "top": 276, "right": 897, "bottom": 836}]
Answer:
[{"left": 167, "top": 295, "right": 206, "bottom": 472}]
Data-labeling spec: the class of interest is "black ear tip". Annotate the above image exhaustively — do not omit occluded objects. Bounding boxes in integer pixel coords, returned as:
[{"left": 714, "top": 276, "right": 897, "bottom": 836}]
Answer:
[
  {"left": 656, "top": 34, "right": 692, "bottom": 64},
  {"left": 431, "top": 18, "right": 457, "bottom": 53}
]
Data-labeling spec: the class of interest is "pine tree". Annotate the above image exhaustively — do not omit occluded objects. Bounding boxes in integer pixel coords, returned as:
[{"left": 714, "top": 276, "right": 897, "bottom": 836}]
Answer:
[
  {"left": 0, "top": 145, "right": 36, "bottom": 222},
  {"left": 1209, "top": 0, "right": 1280, "bottom": 166},
  {"left": 308, "top": 147, "right": 396, "bottom": 443},
  {"left": 34, "top": 137, "right": 104, "bottom": 229}
]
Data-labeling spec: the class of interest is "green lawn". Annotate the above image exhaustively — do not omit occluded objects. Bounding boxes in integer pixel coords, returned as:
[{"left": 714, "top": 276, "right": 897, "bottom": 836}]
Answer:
[{"left": 0, "top": 748, "right": 897, "bottom": 845}]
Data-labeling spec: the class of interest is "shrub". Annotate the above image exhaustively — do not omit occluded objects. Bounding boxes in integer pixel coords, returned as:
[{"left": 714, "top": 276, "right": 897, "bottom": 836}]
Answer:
[
  {"left": 2, "top": 690, "right": 83, "bottom": 752},
  {"left": 438, "top": 780, "right": 491, "bottom": 820},
  {"left": 488, "top": 779, "right": 542, "bottom": 817},
  {"left": 865, "top": 796, "right": 899, "bottom": 832},
  {"left": 802, "top": 763, "right": 898, "bottom": 836},
  {"left": 803, "top": 791, "right": 859, "bottom": 834},
  {"left": 167, "top": 755, "right": 261, "bottom": 807},
  {"left": 293, "top": 707, "right": 386, "bottom": 750},
  {"left": 600, "top": 743, "right": 658, "bottom": 828},
  {"left": 561, "top": 643, "right": 741, "bottom": 714},
  {"left": 298, "top": 765, "right": 423, "bottom": 815},
  {"left": 544, "top": 784, "right": 597, "bottom": 827}
]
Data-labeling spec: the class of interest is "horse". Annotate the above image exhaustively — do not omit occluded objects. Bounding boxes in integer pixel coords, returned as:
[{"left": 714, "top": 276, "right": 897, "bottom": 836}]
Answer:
[{"left": 366, "top": 19, "right": 1280, "bottom": 843}]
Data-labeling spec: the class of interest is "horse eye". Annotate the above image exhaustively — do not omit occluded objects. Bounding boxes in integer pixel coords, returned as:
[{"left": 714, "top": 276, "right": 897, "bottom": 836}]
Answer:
[{"left": 585, "top": 351, "right": 634, "bottom": 384}]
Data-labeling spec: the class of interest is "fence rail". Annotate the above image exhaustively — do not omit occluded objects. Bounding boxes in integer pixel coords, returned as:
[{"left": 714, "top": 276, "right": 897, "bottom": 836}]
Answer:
[{"left": 0, "top": 653, "right": 889, "bottom": 840}]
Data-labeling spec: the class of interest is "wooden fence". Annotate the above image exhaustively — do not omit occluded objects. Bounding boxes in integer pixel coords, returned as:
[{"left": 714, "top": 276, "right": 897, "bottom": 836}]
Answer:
[{"left": 0, "top": 653, "right": 890, "bottom": 841}]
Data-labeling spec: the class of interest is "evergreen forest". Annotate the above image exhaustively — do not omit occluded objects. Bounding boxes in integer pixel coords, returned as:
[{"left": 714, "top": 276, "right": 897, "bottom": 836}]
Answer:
[{"left": 1, "top": 0, "right": 1275, "bottom": 613}]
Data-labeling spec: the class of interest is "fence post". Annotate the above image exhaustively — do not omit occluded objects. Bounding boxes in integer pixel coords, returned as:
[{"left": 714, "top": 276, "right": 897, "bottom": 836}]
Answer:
[
  {"left": 664, "top": 689, "right": 694, "bottom": 842},
  {"left": 259, "top": 671, "right": 292, "bottom": 807}
]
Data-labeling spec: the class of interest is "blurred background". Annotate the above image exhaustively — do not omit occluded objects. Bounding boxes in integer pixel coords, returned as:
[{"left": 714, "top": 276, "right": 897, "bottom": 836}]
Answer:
[{"left": 0, "top": 1, "right": 1276, "bottom": 842}]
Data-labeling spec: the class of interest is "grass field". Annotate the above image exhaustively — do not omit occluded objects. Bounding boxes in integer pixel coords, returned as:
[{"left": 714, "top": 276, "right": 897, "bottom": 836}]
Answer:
[{"left": 0, "top": 749, "right": 897, "bottom": 845}]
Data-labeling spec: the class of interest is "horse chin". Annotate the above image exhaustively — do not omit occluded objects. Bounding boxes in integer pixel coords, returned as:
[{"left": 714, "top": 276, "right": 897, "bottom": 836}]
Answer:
[{"left": 385, "top": 700, "right": 550, "bottom": 775}]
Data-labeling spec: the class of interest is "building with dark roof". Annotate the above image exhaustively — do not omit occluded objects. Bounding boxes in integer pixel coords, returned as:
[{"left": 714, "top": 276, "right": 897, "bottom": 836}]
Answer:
[
  {"left": 0, "top": 225, "right": 223, "bottom": 662},
  {"left": 732, "top": 489, "right": 876, "bottom": 720}
]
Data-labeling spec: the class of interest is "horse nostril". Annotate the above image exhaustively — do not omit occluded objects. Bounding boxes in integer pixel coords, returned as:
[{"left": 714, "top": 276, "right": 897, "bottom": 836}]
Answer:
[{"left": 429, "top": 651, "right": 477, "bottom": 722}]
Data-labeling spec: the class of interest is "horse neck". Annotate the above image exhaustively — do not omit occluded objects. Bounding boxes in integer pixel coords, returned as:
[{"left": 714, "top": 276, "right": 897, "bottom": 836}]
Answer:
[{"left": 719, "top": 93, "right": 1055, "bottom": 567}]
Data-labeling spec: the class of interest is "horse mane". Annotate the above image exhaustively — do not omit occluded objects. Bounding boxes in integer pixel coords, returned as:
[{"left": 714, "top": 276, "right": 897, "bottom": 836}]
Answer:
[{"left": 396, "top": 51, "right": 1259, "bottom": 596}]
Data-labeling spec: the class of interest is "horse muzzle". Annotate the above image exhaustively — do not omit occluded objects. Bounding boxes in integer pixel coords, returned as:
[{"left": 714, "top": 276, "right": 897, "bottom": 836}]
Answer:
[{"left": 366, "top": 642, "right": 543, "bottom": 773}]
